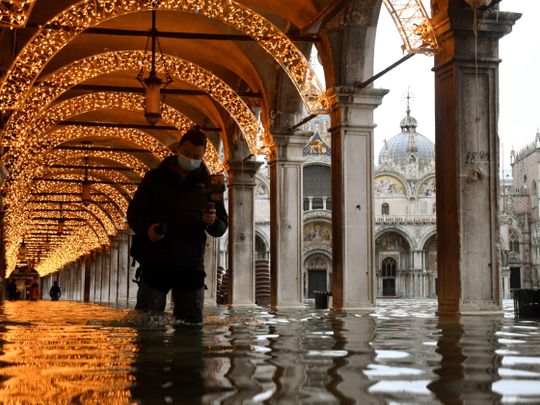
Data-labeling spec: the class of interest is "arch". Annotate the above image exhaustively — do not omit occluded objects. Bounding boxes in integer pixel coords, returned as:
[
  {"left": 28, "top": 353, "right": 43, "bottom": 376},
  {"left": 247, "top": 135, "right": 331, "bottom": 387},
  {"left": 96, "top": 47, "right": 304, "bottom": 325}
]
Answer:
[
  {"left": 5, "top": 91, "right": 221, "bottom": 176},
  {"left": 420, "top": 231, "right": 437, "bottom": 251},
  {"left": 374, "top": 174, "right": 407, "bottom": 197},
  {"left": 0, "top": 1, "right": 328, "bottom": 114},
  {"left": 381, "top": 202, "right": 390, "bottom": 216},
  {"left": 381, "top": 257, "right": 397, "bottom": 277},
  {"left": 255, "top": 232, "right": 269, "bottom": 261},
  {"left": 3, "top": 51, "right": 265, "bottom": 157},
  {"left": 418, "top": 176, "right": 436, "bottom": 198},
  {"left": 375, "top": 227, "right": 415, "bottom": 251}
]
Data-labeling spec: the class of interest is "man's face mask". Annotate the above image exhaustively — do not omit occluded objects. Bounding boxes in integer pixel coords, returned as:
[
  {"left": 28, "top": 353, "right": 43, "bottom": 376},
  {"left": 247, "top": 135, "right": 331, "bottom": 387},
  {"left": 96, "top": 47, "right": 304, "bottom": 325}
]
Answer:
[{"left": 177, "top": 153, "right": 202, "bottom": 172}]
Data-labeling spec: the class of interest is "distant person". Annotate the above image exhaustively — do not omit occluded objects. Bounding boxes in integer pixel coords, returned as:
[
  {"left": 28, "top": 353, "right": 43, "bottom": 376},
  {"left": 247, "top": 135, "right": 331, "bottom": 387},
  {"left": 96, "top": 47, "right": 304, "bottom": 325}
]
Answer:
[
  {"left": 49, "top": 281, "right": 61, "bottom": 301},
  {"left": 29, "top": 281, "right": 40, "bottom": 301},
  {"left": 127, "top": 126, "right": 228, "bottom": 323},
  {"left": 6, "top": 279, "right": 17, "bottom": 301}
]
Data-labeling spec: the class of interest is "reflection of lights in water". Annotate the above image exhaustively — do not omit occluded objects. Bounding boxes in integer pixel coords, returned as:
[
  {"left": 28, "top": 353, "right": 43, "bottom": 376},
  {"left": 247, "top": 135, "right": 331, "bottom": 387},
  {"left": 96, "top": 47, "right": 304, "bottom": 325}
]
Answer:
[
  {"left": 0, "top": 301, "right": 137, "bottom": 403},
  {"left": 0, "top": 299, "right": 537, "bottom": 403}
]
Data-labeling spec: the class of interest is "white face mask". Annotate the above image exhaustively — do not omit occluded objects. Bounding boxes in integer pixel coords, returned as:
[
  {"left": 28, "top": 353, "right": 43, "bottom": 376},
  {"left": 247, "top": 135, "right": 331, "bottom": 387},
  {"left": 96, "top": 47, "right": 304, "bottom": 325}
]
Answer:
[{"left": 177, "top": 153, "right": 202, "bottom": 172}]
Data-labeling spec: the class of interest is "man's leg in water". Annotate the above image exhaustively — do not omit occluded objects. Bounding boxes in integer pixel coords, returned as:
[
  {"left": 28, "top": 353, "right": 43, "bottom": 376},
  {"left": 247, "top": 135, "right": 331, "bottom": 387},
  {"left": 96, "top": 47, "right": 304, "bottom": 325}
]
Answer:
[
  {"left": 172, "top": 288, "right": 204, "bottom": 323},
  {"left": 135, "top": 279, "right": 167, "bottom": 312}
]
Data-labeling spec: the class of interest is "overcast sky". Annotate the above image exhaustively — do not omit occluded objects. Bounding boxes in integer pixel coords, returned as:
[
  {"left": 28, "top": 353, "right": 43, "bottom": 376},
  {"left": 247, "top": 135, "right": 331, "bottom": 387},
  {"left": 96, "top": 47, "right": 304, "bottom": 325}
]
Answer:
[{"left": 372, "top": 0, "right": 539, "bottom": 172}]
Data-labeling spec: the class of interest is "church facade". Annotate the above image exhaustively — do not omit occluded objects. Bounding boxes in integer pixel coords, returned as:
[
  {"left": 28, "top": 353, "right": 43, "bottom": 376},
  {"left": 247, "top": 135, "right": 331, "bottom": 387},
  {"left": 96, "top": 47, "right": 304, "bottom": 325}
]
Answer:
[
  {"left": 246, "top": 110, "right": 439, "bottom": 300},
  {"left": 218, "top": 113, "right": 538, "bottom": 302}
]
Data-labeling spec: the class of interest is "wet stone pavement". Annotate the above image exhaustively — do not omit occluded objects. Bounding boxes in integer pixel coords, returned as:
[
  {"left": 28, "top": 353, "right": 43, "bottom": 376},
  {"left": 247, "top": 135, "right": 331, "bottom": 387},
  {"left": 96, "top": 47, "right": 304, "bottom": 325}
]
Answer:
[{"left": 0, "top": 299, "right": 539, "bottom": 404}]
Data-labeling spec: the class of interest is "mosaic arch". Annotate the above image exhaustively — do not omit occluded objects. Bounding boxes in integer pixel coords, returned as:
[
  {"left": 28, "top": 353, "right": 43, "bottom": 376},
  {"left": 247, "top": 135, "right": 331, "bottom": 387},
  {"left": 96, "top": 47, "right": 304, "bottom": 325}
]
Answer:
[
  {"left": 2, "top": 51, "right": 265, "bottom": 158},
  {"left": 418, "top": 177, "right": 436, "bottom": 197},
  {"left": 374, "top": 175, "right": 406, "bottom": 197},
  {"left": 375, "top": 231, "right": 412, "bottom": 252},
  {"left": 0, "top": 1, "right": 328, "bottom": 115}
]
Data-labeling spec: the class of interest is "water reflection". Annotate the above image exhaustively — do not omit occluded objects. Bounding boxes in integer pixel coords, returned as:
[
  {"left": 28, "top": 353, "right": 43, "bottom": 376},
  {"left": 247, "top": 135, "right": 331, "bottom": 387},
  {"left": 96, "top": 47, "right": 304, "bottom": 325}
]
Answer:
[{"left": 0, "top": 299, "right": 539, "bottom": 403}]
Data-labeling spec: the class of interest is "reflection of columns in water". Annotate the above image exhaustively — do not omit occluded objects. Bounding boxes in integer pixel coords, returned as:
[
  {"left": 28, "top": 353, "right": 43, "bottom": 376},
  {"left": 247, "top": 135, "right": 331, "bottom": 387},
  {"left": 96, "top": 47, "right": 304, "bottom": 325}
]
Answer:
[
  {"left": 428, "top": 315, "right": 503, "bottom": 404},
  {"left": 326, "top": 315, "right": 377, "bottom": 402}
]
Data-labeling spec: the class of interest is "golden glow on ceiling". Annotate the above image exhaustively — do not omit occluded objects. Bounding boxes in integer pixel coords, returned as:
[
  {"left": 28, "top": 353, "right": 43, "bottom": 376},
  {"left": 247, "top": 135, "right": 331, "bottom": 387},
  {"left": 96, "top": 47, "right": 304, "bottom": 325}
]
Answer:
[
  {"left": 5, "top": 91, "right": 222, "bottom": 178},
  {"left": 0, "top": 0, "right": 36, "bottom": 27},
  {"left": 382, "top": 0, "right": 438, "bottom": 54},
  {"left": 2, "top": 50, "right": 265, "bottom": 159},
  {"left": 0, "top": 1, "right": 329, "bottom": 114}
]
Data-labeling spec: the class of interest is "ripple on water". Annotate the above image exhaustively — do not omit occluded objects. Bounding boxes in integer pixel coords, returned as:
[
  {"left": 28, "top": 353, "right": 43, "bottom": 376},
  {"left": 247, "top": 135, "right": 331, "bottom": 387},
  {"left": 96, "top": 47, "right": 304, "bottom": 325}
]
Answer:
[{"left": 0, "top": 298, "right": 539, "bottom": 404}]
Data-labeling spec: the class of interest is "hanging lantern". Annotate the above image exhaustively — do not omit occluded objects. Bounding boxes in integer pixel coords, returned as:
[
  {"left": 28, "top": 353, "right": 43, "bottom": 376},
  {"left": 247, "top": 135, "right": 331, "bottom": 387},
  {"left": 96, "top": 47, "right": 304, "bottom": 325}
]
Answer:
[
  {"left": 57, "top": 218, "right": 65, "bottom": 235},
  {"left": 82, "top": 180, "right": 91, "bottom": 206},
  {"left": 144, "top": 72, "right": 162, "bottom": 125},
  {"left": 137, "top": 10, "right": 172, "bottom": 126},
  {"left": 18, "top": 241, "right": 28, "bottom": 259}
]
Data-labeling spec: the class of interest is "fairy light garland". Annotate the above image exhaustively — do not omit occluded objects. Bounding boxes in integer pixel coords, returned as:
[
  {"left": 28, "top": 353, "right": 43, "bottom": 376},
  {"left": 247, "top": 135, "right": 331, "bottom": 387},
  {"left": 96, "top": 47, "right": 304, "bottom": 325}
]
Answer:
[
  {"left": 0, "top": 0, "right": 328, "bottom": 114},
  {"left": 0, "top": 1, "right": 37, "bottom": 28},
  {"left": 382, "top": 0, "right": 438, "bottom": 54},
  {"left": 4, "top": 91, "right": 222, "bottom": 176}
]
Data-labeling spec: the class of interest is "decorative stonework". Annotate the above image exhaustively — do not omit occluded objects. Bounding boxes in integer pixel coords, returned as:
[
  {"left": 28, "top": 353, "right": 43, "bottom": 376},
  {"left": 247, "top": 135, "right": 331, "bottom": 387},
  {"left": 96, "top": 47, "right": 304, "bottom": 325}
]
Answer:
[{"left": 374, "top": 175, "right": 406, "bottom": 197}]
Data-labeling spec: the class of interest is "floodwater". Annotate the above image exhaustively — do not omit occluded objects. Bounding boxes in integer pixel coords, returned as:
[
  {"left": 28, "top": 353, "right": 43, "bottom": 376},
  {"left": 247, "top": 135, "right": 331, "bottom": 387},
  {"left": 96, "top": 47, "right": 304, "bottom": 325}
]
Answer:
[{"left": 0, "top": 299, "right": 539, "bottom": 404}]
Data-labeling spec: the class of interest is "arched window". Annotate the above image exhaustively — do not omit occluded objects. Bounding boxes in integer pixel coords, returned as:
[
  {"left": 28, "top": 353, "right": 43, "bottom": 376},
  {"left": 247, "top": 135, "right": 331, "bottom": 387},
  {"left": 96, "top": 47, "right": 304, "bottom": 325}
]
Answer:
[
  {"left": 509, "top": 230, "right": 520, "bottom": 253},
  {"left": 432, "top": 203, "right": 436, "bottom": 214},
  {"left": 381, "top": 257, "right": 397, "bottom": 277},
  {"left": 255, "top": 234, "right": 269, "bottom": 260},
  {"left": 382, "top": 203, "right": 389, "bottom": 215},
  {"left": 532, "top": 181, "right": 537, "bottom": 208}
]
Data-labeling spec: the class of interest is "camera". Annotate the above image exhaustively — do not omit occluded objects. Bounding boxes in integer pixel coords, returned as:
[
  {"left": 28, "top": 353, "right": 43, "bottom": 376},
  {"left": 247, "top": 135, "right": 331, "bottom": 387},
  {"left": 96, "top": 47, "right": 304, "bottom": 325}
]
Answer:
[
  {"left": 155, "top": 223, "right": 167, "bottom": 236},
  {"left": 208, "top": 174, "right": 226, "bottom": 201}
]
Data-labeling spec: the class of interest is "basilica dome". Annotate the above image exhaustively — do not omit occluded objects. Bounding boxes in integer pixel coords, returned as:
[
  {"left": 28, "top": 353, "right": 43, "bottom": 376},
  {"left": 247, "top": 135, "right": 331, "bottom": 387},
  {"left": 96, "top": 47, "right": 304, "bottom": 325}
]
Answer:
[{"left": 378, "top": 109, "right": 435, "bottom": 170}]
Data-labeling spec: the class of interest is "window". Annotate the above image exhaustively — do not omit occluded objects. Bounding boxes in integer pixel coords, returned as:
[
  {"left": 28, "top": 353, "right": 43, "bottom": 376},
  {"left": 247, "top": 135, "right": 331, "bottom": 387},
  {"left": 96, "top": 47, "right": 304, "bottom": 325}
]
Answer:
[
  {"left": 303, "top": 165, "right": 331, "bottom": 211},
  {"left": 381, "top": 257, "right": 397, "bottom": 277},
  {"left": 509, "top": 230, "right": 520, "bottom": 253},
  {"left": 382, "top": 203, "right": 389, "bottom": 215},
  {"left": 432, "top": 203, "right": 436, "bottom": 214}
]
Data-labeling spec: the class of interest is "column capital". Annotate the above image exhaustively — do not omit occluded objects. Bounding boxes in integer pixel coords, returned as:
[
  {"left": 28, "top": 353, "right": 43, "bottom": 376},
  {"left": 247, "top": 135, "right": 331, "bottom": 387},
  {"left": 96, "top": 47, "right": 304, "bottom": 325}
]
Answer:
[
  {"left": 269, "top": 131, "right": 312, "bottom": 164},
  {"left": 432, "top": 8, "right": 520, "bottom": 68},
  {"left": 327, "top": 86, "right": 388, "bottom": 108},
  {"left": 226, "top": 159, "right": 263, "bottom": 187}
]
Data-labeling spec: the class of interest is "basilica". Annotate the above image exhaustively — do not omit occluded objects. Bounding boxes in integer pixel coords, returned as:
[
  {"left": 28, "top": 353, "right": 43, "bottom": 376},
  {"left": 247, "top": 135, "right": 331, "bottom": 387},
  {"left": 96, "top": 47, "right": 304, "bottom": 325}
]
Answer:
[{"left": 215, "top": 107, "right": 439, "bottom": 303}]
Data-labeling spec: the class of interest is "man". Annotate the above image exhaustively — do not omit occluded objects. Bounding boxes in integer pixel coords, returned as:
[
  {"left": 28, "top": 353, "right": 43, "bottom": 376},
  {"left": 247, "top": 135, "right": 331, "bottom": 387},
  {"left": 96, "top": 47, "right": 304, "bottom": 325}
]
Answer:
[
  {"left": 127, "top": 126, "right": 228, "bottom": 323},
  {"left": 49, "top": 280, "right": 61, "bottom": 301}
]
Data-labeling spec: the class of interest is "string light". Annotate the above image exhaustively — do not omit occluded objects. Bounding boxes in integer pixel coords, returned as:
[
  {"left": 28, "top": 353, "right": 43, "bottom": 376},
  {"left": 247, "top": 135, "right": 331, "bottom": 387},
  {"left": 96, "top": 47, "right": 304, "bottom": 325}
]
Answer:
[
  {"left": 2, "top": 51, "right": 266, "bottom": 159},
  {"left": 0, "top": 1, "right": 329, "bottom": 115},
  {"left": 382, "top": 0, "right": 438, "bottom": 54},
  {"left": 0, "top": 1, "right": 36, "bottom": 28}
]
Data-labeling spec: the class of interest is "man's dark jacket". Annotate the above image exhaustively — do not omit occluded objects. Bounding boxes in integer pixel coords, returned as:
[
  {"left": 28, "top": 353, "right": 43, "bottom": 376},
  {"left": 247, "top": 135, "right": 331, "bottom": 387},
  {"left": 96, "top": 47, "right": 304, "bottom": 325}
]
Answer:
[{"left": 127, "top": 156, "right": 228, "bottom": 291}]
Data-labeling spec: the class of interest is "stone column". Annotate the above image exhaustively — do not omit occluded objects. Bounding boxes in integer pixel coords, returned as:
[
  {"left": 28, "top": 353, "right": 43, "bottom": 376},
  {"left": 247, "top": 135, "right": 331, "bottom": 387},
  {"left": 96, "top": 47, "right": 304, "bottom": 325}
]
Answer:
[
  {"left": 269, "top": 132, "right": 308, "bottom": 308},
  {"left": 431, "top": 4, "right": 520, "bottom": 314},
  {"left": 101, "top": 247, "right": 111, "bottom": 303},
  {"left": 117, "top": 230, "right": 130, "bottom": 306},
  {"left": 94, "top": 250, "right": 103, "bottom": 302},
  {"left": 227, "top": 159, "right": 262, "bottom": 306},
  {"left": 83, "top": 255, "right": 91, "bottom": 302},
  {"left": 329, "top": 87, "right": 387, "bottom": 309},
  {"left": 109, "top": 237, "right": 120, "bottom": 304},
  {"left": 203, "top": 236, "right": 219, "bottom": 306}
]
